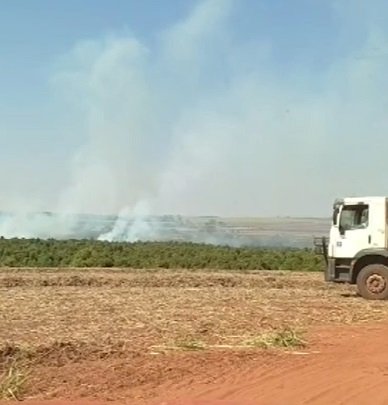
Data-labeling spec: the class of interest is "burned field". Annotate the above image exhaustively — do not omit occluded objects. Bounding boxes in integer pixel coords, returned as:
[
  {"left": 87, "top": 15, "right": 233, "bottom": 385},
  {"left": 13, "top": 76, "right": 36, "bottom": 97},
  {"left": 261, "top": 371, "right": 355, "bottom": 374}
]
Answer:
[{"left": 2, "top": 268, "right": 388, "bottom": 402}]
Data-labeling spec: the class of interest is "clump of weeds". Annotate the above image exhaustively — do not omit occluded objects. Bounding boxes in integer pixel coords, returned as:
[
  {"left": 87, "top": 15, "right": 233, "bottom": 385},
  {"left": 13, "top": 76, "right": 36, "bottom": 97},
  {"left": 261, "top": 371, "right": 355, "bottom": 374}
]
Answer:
[{"left": 245, "top": 327, "right": 306, "bottom": 349}]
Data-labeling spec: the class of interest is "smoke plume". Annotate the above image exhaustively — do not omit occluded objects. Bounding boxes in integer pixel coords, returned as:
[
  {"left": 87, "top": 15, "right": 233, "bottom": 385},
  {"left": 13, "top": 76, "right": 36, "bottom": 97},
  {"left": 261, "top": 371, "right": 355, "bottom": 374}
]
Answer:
[{"left": 1, "top": 0, "right": 388, "bottom": 244}]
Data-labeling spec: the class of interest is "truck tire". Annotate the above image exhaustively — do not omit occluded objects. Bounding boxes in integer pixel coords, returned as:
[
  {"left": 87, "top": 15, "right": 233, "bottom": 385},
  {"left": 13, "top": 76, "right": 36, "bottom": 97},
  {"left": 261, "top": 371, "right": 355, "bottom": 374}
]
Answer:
[{"left": 356, "top": 264, "right": 388, "bottom": 300}]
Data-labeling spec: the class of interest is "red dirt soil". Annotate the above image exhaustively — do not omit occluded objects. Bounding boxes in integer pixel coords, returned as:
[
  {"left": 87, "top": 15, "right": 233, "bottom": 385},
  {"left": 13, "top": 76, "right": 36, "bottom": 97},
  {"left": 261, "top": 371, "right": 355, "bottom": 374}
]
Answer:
[{"left": 3, "top": 322, "right": 388, "bottom": 405}]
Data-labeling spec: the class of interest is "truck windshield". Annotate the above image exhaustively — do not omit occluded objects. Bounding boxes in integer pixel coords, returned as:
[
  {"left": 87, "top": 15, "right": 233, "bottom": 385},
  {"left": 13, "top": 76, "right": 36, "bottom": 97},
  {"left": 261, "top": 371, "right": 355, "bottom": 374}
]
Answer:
[{"left": 340, "top": 204, "right": 369, "bottom": 230}]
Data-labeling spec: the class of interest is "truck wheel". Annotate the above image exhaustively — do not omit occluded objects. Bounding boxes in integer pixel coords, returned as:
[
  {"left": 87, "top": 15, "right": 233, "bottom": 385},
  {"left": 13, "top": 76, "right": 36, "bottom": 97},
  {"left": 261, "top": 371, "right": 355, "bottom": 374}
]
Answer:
[{"left": 356, "top": 264, "right": 388, "bottom": 300}]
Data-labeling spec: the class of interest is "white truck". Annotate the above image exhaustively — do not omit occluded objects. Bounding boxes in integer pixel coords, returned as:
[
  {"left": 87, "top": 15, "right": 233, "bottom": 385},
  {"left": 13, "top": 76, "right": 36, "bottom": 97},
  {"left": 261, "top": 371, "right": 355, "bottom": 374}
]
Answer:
[{"left": 314, "top": 196, "right": 388, "bottom": 300}]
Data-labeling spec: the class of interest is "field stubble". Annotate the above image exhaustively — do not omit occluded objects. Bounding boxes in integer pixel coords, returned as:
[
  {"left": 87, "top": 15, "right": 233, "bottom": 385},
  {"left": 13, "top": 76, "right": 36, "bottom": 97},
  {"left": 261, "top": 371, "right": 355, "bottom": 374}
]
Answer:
[{"left": 1, "top": 268, "right": 388, "bottom": 401}]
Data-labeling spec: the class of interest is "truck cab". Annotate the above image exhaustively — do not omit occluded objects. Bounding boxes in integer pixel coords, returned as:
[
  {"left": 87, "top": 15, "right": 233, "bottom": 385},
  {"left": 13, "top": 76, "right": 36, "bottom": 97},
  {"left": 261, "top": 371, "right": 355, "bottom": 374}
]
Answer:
[{"left": 315, "top": 196, "right": 388, "bottom": 300}]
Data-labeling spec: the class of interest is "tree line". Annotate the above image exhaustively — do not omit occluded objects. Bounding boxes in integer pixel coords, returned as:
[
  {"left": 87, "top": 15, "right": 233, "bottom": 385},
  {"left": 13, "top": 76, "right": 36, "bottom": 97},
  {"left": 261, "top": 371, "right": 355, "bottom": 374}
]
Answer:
[{"left": 0, "top": 238, "right": 324, "bottom": 271}]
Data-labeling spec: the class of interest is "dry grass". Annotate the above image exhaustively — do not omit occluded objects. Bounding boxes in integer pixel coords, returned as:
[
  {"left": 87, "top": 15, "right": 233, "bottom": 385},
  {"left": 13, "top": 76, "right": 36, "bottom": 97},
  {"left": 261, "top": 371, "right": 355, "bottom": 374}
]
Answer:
[
  {"left": 245, "top": 328, "right": 306, "bottom": 349},
  {"left": 1, "top": 269, "right": 388, "bottom": 359},
  {"left": 174, "top": 339, "right": 207, "bottom": 351},
  {"left": 2, "top": 268, "right": 388, "bottom": 401},
  {"left": 0, "top": 360, "right": 27, "bottom": 400}
]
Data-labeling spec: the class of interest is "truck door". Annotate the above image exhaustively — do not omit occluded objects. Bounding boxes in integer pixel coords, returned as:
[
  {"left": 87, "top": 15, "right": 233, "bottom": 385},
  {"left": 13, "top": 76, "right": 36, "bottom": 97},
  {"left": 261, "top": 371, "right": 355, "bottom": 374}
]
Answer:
[{"left": 333, "top": 204, "right": 370, "bottom": 259}]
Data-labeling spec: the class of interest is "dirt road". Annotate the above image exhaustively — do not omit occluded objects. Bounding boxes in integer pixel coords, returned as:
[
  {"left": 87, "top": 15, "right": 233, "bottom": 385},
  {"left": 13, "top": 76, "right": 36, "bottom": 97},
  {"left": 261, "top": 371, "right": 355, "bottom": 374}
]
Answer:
[
  {"left": 150, "top": 322, "right": 388, "bottom": 405},
  {"left": 3, "top": 321, "right": 388, "bottom": 405}
]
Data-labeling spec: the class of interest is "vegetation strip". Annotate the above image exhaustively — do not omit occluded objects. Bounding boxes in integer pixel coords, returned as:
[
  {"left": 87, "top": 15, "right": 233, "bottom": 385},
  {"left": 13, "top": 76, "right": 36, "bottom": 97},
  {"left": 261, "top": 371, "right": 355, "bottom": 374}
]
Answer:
[{"left": 0, "top": 239, "right": 323, "bottom": 270}]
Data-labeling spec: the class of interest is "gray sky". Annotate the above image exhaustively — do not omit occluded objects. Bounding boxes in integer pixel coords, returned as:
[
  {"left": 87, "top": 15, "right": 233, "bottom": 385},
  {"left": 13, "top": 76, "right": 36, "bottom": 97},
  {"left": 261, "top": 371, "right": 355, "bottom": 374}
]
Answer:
[{"left": 1, "top": 0, "right": 388, "bottom": 217}]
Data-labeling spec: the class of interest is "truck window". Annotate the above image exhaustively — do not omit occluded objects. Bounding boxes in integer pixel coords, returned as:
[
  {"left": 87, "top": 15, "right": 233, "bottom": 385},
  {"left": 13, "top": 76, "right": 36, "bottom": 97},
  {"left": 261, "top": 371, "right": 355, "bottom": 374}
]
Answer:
[{"left": 340, "top": 204, "right": 369, "bottom": 231}]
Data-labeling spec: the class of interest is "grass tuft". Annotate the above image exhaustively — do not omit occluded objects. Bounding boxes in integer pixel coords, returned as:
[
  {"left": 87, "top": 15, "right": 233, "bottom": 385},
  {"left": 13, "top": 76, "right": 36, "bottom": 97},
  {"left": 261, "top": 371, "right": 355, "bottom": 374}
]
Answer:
[
  {"left": 175, "top": 340, "right": 206, "bottom": 351},
  {"left": 0, "top": 361, "right": 27, "bottom": 400},
  {"left": 246, "top": 328, "right": 306, "bottom": 349}
]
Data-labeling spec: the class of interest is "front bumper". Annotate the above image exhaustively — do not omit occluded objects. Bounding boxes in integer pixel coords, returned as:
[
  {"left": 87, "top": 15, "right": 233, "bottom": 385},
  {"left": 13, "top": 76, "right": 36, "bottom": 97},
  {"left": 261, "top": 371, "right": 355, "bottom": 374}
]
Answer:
[{"left": 324, "top": 257, "right": 352, "bottom": 283}]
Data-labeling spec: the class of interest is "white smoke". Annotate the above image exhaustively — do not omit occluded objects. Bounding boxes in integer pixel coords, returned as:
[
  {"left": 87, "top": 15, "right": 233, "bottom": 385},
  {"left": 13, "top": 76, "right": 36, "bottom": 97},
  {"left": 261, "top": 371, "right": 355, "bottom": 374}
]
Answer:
[
  {"left": 98, "top": 201, "right": 155, "bottom": 242},
  {"left": 2, "top": 0, "right": 388, "bottom": 244},
  {"left": 0, "top": 212, "right": 72, "bottom": 239}
]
